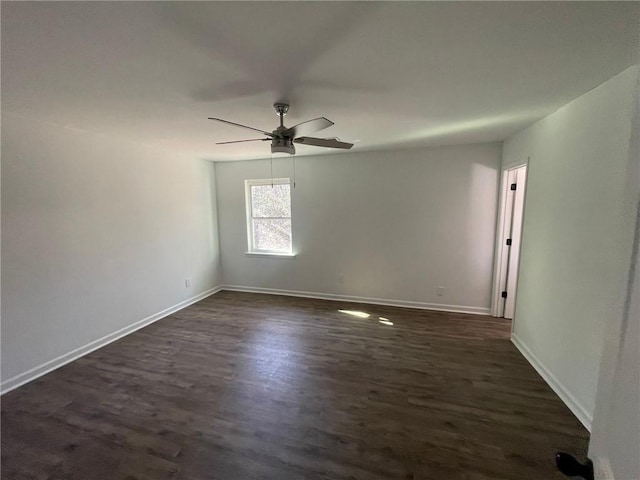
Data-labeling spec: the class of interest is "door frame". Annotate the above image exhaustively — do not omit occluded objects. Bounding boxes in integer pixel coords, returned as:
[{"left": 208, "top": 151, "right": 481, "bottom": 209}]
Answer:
[{"left": 490, "top": 161, "right": 529, "bottom": 318}]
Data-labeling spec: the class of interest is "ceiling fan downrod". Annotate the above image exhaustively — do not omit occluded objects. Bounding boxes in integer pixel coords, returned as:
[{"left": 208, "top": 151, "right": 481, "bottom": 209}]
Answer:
[
  {"left": 273, "top": 103, "right": 289, "bottom": 129},
  {"left": 271, "top": 103, "right": 295, "bottom": 154}
]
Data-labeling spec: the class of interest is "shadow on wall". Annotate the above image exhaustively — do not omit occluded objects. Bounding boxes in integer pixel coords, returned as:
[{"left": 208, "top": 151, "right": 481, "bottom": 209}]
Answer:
[
  {"left": 154, "top": 2, "right": 384, "bottom": 105},
  {"left": 468, "top": 161, "right": 500, "bottom": 302}
]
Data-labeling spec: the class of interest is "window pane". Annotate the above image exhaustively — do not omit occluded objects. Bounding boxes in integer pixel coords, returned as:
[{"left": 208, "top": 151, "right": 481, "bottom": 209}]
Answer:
[
  {"left": 253, "top": 218, "right": 291, "bottom": 251},
  {"left": 251, "top": 184, "right": 291, "bottom": 218}
]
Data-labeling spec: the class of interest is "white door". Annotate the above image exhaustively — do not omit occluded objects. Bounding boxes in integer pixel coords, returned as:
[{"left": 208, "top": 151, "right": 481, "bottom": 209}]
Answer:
[
  {"left": 494, "top": 165, "right": 527, "bottom": 319},
  {"left": 503, "top": 166, "right": 527, "bottom": 318}
]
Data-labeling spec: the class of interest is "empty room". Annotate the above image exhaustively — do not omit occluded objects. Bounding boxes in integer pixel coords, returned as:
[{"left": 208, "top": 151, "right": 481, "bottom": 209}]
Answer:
[{"left": 1, "top": 2, "right": 639, "bottom": 479}]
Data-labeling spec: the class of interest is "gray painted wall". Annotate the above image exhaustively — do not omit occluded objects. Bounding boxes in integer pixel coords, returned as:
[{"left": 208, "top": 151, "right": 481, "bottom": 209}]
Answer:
[
  {"left": 215, "top": 143, "right": 502, "bottom": 312},
  {"left": 589, "top": 66, "right": 639, "bottom": 480},
  {"left": 1, "top": 113, "right": 222, "bottom": 387},
  {"left": 503, "top": 66, "right": 638, "bottom": 428}
]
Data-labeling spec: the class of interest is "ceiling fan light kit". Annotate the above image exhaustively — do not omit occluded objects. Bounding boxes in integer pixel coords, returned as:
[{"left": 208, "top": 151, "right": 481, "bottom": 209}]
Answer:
[
  {"left": 209, "top": 103, "right": 354, "bottom": 156},
  {"left": 271, "top": 136, "right": 296, "bottom": 155}
]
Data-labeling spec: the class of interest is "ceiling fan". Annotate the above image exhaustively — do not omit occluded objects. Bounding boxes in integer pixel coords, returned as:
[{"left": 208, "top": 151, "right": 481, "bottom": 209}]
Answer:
[{"left": 209, "top": 103, "right": 354, "bottom": 155}]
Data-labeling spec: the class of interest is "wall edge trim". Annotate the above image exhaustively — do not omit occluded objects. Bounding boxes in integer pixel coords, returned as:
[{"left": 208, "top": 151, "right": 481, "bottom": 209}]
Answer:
[
  {"left": 1, "top": 286, "right": 223, "bottom": 395},
  {"left": 592, "top": 456, "right": 615, "bottom": 480},
  {"left": 511, "top": 333, "right": 593, "bottom": 431},
  {"left": 220, "top": 285, "right": 490, "bottom": 315}
]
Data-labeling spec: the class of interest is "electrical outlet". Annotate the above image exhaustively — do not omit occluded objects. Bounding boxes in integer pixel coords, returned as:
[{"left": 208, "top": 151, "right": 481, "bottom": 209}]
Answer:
[
  {"left": 185, "top": 278, "right": 191, "bottom": 288},
  {"left": 436, "top": 286, "right": 444, "bottom": 297}
]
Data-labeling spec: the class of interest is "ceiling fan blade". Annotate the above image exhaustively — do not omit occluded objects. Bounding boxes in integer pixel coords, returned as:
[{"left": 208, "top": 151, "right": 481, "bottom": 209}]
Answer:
[
  {"left": 208, "top": 118, "right": 275, "bottom": 137},
  {"left": 284, "top": 117, "right": 334, "bottom": 138},
  {"left": 216, "top": 138, "right": 270, "bottom": 145},
  {"left": 294, "top": 137, "right": 354, "bottom": 149}
]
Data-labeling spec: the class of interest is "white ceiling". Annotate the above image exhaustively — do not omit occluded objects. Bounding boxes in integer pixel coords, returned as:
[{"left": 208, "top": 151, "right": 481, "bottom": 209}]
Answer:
[{"left": 2, "top": 1, "right": 638, "bottom": 161}]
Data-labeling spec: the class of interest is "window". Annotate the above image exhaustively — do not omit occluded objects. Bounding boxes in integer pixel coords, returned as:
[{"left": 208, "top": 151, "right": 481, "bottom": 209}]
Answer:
[{"left": 245, "top": 178, "right": 292, "bottom": 255}]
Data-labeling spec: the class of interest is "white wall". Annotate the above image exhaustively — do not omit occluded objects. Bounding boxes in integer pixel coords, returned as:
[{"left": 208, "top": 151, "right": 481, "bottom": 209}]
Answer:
[
  {"left": 215, "top": 143, "right": 501, "bottom": 313},
  {"left": 589, "top": 66, "right": 639, "bottom": 480},
  {"left": 1, "top": 113, "right": 222, "bottom": 391},
  {"left": 504, "top": 66, "right": 639, "bottom": 429}
]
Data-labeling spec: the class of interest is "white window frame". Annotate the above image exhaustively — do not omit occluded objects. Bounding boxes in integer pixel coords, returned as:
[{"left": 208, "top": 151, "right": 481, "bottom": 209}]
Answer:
[{"left": 244, "top": 178, "right": 294, "bottom": 256}]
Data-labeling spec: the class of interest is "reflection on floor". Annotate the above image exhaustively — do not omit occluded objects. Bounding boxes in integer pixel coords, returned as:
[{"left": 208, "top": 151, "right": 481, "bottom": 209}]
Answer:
[{"left": 1, "top": 291, "right": 589, "bottom": 479}]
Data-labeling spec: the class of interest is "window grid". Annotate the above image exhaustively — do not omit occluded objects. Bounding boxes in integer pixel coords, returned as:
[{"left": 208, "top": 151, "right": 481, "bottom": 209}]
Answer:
[{"left": 245, "top": 178, "right": 292, "bottom": 254}]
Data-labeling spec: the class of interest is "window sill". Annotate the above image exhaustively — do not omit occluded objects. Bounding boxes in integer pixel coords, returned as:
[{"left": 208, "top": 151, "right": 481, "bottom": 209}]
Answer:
[{"left": 245, "top": 252, "right": 296, "bottom": 258}]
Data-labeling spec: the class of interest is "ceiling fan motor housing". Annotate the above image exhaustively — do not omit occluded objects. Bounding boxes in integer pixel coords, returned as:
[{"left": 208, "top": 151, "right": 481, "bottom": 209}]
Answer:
[
  {"left": 210, "top": 102, "right": 352, "bottom": 153},
  {"left": 271, "top": 136, "right": 295, "bottom": 155}
]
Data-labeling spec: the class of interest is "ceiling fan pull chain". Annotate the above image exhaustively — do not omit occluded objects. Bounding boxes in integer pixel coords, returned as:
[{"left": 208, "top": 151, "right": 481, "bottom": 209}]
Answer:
[
  {"left": 292, "top": 156, "right": 296, "bottom": 188},
  {"left": 270, "top": 152, "right": 274, "bottom": 187}
]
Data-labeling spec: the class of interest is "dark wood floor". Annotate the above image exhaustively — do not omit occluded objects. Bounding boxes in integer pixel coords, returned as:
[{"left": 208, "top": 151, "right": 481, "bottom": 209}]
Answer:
[{"left": 2, "top": 291, "right": 588, "bottom": 480}]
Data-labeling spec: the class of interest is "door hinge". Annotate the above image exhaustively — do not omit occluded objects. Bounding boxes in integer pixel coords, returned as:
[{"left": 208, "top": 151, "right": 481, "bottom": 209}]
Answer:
[
  {"left": 510, "top": 183, "right": 517, "bottom": 191},
  {"left": 506, "top": 238, "right": 512, "bottom": 246},
  {"left": 501, "top": 291, "right": 508, "bottom": 298}
]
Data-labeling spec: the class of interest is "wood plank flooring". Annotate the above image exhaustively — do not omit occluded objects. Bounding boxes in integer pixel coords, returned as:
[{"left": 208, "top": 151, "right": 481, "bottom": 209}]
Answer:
[{"left": 1, "top": 291, "right": 589, "bottom": 479}]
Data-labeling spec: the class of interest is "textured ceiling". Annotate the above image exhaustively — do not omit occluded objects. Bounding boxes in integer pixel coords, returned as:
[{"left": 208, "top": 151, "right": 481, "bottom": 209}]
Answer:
[{"left": 2, "top": 1, "right": 638, "bottom": 161}]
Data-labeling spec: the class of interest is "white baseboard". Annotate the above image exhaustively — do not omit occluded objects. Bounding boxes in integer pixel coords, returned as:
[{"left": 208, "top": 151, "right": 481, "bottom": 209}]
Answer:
[
  {"left": 511, "top": 333, "right": 592, "bottom": 431},
  {"left": 1, "top": 286, "right": 223, "bottom": 395},
  {"left": 593, "top": 456, "right": 615, "bottom": 480},
  {"left": 220, "top": 285, "right": 490, "bottom": 315}
]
